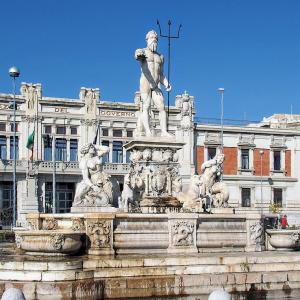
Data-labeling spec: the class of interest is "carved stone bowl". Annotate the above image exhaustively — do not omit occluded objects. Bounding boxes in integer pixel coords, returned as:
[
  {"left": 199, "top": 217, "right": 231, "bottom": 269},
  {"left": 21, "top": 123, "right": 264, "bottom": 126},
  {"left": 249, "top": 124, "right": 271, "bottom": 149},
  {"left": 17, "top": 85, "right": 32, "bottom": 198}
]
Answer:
[
  {"left": 266, "top": 229, "right": 300, "bottom": 250},
  {"left": 14, "top": 230, "right": 83, "bottom": 255}
]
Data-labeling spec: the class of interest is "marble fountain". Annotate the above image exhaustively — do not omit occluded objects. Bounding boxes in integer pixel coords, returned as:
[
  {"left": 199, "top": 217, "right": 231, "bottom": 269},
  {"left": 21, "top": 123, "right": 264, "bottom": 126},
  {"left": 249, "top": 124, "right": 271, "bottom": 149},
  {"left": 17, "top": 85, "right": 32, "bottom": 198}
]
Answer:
[
  {"left": 0, "top": 136, "right": 267, "bottom": 299},
  {"left": 1, "top": 29, "right": 298, "bottom": 299}
]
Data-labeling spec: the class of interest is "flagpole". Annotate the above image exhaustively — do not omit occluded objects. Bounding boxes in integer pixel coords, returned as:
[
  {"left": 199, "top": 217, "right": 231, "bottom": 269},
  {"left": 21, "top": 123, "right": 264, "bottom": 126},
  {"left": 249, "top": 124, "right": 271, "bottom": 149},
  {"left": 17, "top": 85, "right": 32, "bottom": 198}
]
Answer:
[{"left": 36, "top": 87, "right": 39, "bottom": 161}]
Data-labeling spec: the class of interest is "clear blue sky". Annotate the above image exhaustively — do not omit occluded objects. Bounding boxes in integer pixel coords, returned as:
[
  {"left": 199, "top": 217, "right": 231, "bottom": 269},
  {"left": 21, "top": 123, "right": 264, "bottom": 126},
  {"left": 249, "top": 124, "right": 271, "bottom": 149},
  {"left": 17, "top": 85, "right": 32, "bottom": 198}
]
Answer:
[{"left": 1, "top": 0, "right": 300, "bottom": 122}]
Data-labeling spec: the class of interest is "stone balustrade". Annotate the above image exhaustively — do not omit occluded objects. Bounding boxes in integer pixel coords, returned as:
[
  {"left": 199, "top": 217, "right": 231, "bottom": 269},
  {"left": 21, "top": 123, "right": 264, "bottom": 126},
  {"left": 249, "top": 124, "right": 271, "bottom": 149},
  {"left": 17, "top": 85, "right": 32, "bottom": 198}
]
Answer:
[{"left": 0, "top": 159, "right": 130, "bottom": 175}]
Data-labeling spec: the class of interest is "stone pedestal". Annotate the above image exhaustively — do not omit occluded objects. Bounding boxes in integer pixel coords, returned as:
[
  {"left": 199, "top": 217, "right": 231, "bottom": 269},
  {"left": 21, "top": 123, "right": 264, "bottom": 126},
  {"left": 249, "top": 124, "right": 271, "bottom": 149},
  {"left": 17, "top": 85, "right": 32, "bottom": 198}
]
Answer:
[
  {"left": 124, "top": 138, "right": 184, "bottom": 214},
  {"left": 167, "top": 213, "right": 198, "bottom": 254},
  {"left": 85, "top": 213, "right": 115, "bottom": 256},
  {"left": 140, "top": 196, "right": 182, "bottom": 213},
  {"left": 211, "top": 208, "right": 234, "bottom": 214},
  {"left": 71, "top": 206, "right": 119, "bottom": 213}
]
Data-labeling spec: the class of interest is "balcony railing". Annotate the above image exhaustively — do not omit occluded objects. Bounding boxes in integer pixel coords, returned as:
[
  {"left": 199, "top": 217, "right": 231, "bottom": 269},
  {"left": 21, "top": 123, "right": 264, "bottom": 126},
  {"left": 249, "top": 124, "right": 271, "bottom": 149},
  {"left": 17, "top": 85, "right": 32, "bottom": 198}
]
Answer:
[{"left": 0, "top": 159, "right": 130, "bottom": 175}]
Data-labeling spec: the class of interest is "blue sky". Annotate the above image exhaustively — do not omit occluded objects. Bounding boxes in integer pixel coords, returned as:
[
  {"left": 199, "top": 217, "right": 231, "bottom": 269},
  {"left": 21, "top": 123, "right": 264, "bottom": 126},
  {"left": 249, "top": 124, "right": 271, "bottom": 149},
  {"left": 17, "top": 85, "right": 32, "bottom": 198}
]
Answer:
[{"left": 1, "top": 0, "right": 300, "bottom": 122}]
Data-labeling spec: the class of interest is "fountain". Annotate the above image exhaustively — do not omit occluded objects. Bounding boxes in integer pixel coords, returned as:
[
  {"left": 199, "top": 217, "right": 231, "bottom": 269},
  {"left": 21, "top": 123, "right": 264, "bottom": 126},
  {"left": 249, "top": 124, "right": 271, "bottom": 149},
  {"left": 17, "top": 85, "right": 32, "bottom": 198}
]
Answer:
[{"left": 0, "top": 29, "right": 272, "bottom": 299}]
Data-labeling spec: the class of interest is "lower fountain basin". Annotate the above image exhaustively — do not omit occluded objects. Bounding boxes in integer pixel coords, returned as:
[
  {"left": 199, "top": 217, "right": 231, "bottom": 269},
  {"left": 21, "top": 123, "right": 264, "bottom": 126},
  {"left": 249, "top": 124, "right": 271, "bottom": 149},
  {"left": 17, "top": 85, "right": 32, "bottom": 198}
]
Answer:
[
  {"left": 266, "top": 229, "right": 300, "bottom": 250},
  {"left": 14, "top": 230, "right": 83, "bottom": 255}
]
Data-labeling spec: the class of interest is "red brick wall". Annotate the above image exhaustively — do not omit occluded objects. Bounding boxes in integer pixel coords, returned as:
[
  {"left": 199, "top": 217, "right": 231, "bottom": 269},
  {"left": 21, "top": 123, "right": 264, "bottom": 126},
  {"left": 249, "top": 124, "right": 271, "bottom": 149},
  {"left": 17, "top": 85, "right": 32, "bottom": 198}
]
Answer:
[
  {"left": 197, "top": 146, "right": 204, "bottom": 174},
  {"left": 254, "top": 149, "right": 270, "bottom": 176},
  {"left": 285, "top": 150, "right": 291, "bottom": 177},
  {"left": 223, "top": 147, "right": 237, "bottom": 175}
]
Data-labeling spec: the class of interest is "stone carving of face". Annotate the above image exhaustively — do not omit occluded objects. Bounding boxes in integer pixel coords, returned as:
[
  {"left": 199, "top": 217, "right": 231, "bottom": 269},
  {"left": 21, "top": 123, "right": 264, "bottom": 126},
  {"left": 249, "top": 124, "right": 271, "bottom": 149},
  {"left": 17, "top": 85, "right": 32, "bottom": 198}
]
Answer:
[
  {"left": 163, "top": 150, "right": 173, "bottom": 162},
  {"left": 143, "top": 148, "right": 152, "bottom": 161},
  {"left": 88, "top": 144, "right": 96, "bottom": 156},
  {"left": 130, "top": 150, "right": 143, "bottom": 162},
  {"left": 146, "top": 31, "right": 158, "bottom": 52}
]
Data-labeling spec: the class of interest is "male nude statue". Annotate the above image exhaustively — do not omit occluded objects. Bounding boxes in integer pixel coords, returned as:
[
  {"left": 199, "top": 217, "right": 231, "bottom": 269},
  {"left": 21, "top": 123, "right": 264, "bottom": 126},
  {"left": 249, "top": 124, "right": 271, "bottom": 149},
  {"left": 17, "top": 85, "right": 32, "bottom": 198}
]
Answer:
[{"left": 135, "top": 30, "right": 171, "bottom": 137}]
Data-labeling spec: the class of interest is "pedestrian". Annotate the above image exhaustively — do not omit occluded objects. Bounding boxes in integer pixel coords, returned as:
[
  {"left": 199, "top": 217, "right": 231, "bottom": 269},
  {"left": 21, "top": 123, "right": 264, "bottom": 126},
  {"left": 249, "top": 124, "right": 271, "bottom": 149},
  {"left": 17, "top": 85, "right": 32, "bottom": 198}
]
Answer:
[{"left": 280, "top": 215, "right": 288, "bottom": 229}]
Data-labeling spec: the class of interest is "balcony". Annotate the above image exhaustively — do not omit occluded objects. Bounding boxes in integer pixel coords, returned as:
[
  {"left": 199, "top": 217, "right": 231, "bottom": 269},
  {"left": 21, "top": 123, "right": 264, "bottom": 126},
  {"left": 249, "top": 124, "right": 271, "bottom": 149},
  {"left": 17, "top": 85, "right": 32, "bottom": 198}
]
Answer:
[
  {"left": 103, "top": 163, "right": 130, "bottom": 174},
  {"left": 0, "top": 159, "right": 130, "bottom": 176},
  {"left": 0, "top": 160, "right": 27, "bottom": 172}
]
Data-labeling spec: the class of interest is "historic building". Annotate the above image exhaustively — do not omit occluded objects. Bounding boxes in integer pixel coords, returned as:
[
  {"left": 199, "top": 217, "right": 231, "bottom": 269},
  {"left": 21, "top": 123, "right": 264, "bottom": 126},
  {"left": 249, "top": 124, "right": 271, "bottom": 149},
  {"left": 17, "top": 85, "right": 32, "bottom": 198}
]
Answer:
[
  {"left": 0, "top": 83, "right": 195, "bottom": 226},
  {"left": 195, "top": 115, "right": 300, "bottom": 223},
  {"left": 1, "top": 81, "right": 300, "bottom": 226}
]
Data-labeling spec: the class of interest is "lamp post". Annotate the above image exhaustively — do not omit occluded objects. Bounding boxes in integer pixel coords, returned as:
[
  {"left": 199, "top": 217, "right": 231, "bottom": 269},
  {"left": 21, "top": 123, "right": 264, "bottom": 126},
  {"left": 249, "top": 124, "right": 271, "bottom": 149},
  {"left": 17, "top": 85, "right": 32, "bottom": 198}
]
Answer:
[
  {"left": 218, "top": 88, "right": 225, "bottom": 181},
  {"left": 259, "top": 150, "right": 264, "bottom": 216},
  {"left": 52, "top": 136, "right": 56, "bottom": 214},
  {"left": 9, "top": 66, "right": 20, "bottom": 228}
]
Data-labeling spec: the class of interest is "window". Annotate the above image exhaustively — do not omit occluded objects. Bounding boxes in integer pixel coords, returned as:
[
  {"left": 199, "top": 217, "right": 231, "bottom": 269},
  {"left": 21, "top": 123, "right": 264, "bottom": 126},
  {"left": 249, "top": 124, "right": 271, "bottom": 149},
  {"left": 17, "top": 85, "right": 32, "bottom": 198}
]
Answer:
[
  {"left": 45, "top": 182, "right": 74, "bottom": 213},
  {"left": 101, "top": 140, "right": 109, "bottom": 163},
  {"left": 273, "top": 151, "right": 281, "bottom": 171},
  {"left": 10, "top": 137, "right": 19, "bottom": 160},
  {"left": 44, "top": 135, "right": 52, "bottom": 161},
  {"left": 10, "top": 123, "right": 18, "bottom": 132},
  {"left": 44, "top": 126, "right": 52, "bottom": 134},
  {"left": 127, "top": 130, "right": 133, "bottom": 138},
  {"left": 70, "top": 139, "right": 78, "bottom": 161},
  {"left": 126, "top": 150, "right": 132, "bottom": 163},
  {"left": 112, "top": 141, "right": 123, "bottom": 163},
  {"left": 102, "top": 128, "right": 108, "bottom": 136},
  {"left": 273, "top": 188, "right": 283, "bottom": 207},
  {"left": 241, "top": 188, "right": 251, "bottom": 207},
  {"left": 207, "top": 147, "right": 216, "bottom": 160},
  {"left": 241, "top": 149, "right": 249, "bottom": 170},
  {"left": 55, "top": 138, "right": 67, "bottom": 161},
  {"left": 0, "top": 136, "right": 7, "bottom": 159},
  {"left": 0, "top": 182, "right": 13, "bottom": 210},
  {"left": 0, "top": 123, "right": 6, "bottom": 131},
  {"left": 56, "top": 126, "right": 66, "bottom": 135},
  {"left": 113, "top": 130, "right": 122, "bottom": 137},
  {"left": 70, "top": 127, "right": 77, "bottom": 135}
]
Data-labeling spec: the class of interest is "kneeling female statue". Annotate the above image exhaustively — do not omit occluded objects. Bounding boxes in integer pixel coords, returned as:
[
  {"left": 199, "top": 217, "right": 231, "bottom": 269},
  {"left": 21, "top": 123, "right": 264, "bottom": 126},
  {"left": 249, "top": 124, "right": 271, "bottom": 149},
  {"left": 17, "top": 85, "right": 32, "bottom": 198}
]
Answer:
[{"left": 72, "top": 143, "right": 113, "bottom": 207}]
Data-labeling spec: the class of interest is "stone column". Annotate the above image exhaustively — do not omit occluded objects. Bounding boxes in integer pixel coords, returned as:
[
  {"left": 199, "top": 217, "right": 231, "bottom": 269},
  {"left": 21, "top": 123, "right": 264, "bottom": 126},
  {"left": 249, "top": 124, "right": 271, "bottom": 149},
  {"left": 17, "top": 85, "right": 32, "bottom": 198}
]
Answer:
[
  {"left": 6, "top": 136, "right": 10, "bottom": 160},
  {"left": 175, "top": 93, "right": 195, "bottom": 187},
  {"left": 167, "top": 213, "right": 198, "bottom": 254},
  {"left": 66, "top": 139, "right": 70, "bottom": 161},
  {"left": 85, "top": 213, "right": 115, "bottom": 255},
  {"left": 109, "top": 141, "right": 113, "bottom": 163}
]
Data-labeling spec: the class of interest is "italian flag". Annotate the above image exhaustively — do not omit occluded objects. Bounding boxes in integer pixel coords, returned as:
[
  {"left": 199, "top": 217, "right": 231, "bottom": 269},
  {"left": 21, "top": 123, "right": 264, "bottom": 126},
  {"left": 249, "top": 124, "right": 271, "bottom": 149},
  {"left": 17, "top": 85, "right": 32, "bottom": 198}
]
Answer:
[{"left": 26, "top": 130, "right": 35, "bottom": 160}]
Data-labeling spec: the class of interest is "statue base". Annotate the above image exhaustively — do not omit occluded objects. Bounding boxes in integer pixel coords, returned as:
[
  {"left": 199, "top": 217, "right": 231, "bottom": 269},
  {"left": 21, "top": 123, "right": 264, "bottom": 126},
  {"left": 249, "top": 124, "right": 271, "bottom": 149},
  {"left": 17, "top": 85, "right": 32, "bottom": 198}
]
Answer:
[
  {"left": 140, "top": 196, "right": 182, "bottom": 214},
  {"left": 210, "top": 208, "right": 234, "bottom": 214},
  {"left": 70, "top": 206, "right": 120, "bottom": 213},
  {"left": 123, "top": 137, "right": 184, "bottom": 214}
]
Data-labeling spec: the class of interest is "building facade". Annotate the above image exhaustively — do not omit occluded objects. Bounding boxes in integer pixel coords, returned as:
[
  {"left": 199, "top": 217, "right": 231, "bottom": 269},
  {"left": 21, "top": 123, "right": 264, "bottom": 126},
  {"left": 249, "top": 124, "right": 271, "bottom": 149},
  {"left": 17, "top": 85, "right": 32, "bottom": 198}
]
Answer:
[
  {"left": 195, "top": 117, "right": 300, "bottom": 223},
  {"left": 0, "top": 83, "right": 195, "bottom": 226},
  {"left": 1, "top": 82, "right": 300, "bottom": 226}
]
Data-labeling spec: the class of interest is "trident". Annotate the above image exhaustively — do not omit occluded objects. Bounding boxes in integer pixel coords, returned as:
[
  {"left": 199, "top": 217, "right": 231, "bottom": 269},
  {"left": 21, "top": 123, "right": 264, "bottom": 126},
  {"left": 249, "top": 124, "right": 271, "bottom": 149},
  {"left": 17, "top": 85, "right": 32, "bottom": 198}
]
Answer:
[{"left": 157, "top": 20, "right": 182, "bottom": 131}]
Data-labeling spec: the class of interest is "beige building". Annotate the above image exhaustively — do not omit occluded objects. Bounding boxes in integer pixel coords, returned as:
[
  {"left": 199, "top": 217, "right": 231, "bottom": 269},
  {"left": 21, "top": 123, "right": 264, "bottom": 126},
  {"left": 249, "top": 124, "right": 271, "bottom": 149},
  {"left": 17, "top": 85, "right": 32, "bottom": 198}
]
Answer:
[
  {"left": 1, "top": 81, "right": 300, "bottom": 227},
  {"left": 0, "top": 83, "right": 195, "bottom": 226}
]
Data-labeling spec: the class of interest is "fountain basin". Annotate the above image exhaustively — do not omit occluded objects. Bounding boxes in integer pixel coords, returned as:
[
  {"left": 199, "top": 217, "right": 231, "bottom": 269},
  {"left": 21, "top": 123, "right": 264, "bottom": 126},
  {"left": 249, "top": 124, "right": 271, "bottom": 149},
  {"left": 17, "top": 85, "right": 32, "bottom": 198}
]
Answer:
[
  {"left": 266, "top": 229, "right": 300, "bottom": 250},
  {"left": 14, "top": 230, "right": 83, "bottom": 255}
]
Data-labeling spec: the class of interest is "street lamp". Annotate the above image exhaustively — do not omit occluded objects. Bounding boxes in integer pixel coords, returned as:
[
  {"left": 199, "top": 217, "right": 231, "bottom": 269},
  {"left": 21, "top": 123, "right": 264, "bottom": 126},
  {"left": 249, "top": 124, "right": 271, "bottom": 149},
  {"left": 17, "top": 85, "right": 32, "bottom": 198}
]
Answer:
[
  {"left": 9, "top": 66, "right": 20, "bottom": 228},
  {"left": 259, "top": 150, "right": 264, "bottom": 216},
  {"left": 218, "top": 88, "right": 225, "bottom": 181}
]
